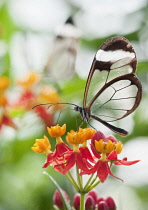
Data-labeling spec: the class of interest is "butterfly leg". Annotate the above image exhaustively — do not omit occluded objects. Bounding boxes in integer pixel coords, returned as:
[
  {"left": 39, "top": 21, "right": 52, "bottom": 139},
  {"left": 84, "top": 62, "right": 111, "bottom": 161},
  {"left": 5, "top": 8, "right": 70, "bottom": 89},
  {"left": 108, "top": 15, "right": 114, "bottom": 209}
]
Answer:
[
  {"left": 87, "top": 120, "right": 97, "bottom": 131},
  {"left": 76, "top": 116, "right": 85, "bottom": 130},
  {"left": 56, "top": 107, "right": 74, "bottom": 125}
]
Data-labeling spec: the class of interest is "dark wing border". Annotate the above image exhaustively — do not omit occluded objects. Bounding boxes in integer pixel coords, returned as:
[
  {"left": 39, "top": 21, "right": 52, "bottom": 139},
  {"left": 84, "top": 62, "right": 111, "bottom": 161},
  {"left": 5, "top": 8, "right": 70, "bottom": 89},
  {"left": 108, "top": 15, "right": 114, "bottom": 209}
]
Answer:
[{"left": 86, "top": 74, "right": 142, "bottom": 120}]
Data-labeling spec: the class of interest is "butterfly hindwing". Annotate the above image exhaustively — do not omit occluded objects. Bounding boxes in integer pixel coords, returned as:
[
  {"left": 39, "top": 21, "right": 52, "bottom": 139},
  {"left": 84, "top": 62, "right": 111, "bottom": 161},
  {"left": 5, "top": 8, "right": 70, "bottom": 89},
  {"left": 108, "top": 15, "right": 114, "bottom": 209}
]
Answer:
[{"left": 90, "top": 74, "right": 142, "bottom": 122}]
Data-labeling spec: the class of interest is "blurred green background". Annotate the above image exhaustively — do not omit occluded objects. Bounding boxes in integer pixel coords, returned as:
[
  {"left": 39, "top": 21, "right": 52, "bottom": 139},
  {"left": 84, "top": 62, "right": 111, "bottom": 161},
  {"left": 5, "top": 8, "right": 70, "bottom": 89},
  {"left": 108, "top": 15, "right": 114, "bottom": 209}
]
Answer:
[{"left": 0, "top": 0, "right": 148, "bottom": 209}]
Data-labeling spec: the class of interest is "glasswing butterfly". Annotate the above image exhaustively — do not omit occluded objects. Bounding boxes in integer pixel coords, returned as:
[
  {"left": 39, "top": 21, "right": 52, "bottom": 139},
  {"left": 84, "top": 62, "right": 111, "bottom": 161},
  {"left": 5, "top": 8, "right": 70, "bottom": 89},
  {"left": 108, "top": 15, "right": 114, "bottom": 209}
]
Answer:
[
  {"left": 34, "top": 36, "right": 142, "bottom": 136},
  {"left": 44, "top": 17, "right": 80, "bottom": 82}
]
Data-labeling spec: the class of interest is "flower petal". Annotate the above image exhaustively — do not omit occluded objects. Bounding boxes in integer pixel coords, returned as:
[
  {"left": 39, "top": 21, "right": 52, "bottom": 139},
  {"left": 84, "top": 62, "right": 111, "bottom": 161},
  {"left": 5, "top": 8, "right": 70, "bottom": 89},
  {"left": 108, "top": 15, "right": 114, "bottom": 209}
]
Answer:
[
  {"left": 79, "top": 147, "right": 96, "bottom": 163},
  {"left": 106, "top": 135, "right": 117, "bottom": 143},
  {"left": 63, "top": 153, "right": 76, "bottom": 173},
  {"left": 76, "top": 153, "right": 91, "bottom": 171},
  {"left": 97, "top": 161, "right": 109, "bottom": 182},
  {"left": 114, "top": 159, "right": 140, "bottom": 166},
  {"left": 42, "top": 153, "right": 55, "bottom": 168},
  {"left": 91, "top": 131, "right": 106, "bottom": 158},
  {"left": 92, "top": 131, "right": 106, "bottom": 144},
  {"left": 107, "top": 150, "right": 118, "bottom": 160},
  {"left": 80, "top": 162, "right": 100, "bottom": 175},
  {"left": 55, "top": 142, "right": 72, "bottom": 157}
]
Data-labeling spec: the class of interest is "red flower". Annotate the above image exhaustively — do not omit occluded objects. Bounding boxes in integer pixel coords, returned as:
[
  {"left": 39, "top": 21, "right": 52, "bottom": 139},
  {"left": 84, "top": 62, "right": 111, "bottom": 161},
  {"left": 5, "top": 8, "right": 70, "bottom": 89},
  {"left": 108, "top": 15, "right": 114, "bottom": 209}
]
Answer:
[
  {"left": 85, "top": 195, "right": 95, "bottom": 210},
  {"left": 42, "top": 151, "right": 67, "bottom": 174},
  {"left": 53, "top": 189, "right": 70, "bottom": 209},
  {"left": 105, "top": 196, "right": 116, "bottom": 210},
  {"left": 59, "top": 151, "right": 92, "bottom": 174},
  {"left": 91, "top": 131, "right": 118, "bottom": 158},
  {"left": 53, "top": 128, "right": 96, "bottom": 174},
  {"left": 42, "top": 125, "right": 73, "bottom": 171},
  {"left": 79, "top": 146, "right": 96, "bottom": 163},
  {"left": 81, "top": 150, "right": 140, "bottom": 183},
  {"left": 0, "top": 113, "right": 16, "bottom": 130},
  {"left": 35, "top": 106, "right": 54, "bottom": 127},
  {"left": 80, "top": 131, "right": 140, "bottom": 182},
  {"left": 73, "top": 193, "right": 80, "bottom": 210},
  {"left": 17, "top": 90, "right": 36, "bottom": 109},
  {"left": 42, "top": 143, "right": 72, "bottom": 170}
]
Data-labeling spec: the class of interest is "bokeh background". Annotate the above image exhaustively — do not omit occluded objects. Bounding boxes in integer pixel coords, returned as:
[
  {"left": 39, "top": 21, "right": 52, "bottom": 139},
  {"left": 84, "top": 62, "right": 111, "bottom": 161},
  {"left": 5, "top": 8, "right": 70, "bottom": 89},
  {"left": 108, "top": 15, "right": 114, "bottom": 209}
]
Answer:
[{"left": 0, "top": 0, "right": 148, "bottom": 209}]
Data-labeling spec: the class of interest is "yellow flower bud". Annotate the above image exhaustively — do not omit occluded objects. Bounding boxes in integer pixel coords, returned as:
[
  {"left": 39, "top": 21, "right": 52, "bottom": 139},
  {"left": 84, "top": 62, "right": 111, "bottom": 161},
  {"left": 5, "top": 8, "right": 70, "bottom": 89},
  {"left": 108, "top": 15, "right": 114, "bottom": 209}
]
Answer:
[
  {"left": 47, "top": 124, "right": 66, "bottom": 137},
  {"left": 31, "top": 135, "right": 51, "bottom": 154},
  {"left": 95, "top": 139, "right": 123, "bottom": 154}
]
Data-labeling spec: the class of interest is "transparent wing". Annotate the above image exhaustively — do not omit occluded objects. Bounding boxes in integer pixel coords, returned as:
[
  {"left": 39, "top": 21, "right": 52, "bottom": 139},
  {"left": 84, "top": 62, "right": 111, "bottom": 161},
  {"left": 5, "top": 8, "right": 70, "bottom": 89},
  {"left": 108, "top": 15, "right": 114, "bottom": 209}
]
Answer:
[
  {"left": 83, "top": 36, "right": 137, "bottom": 106},
  {"left": 90, "top": 74, "right": 142, "bottom": 122},
  {"left": 83, "top": 36, "right": 142, "bottom": 121},
  {"left": 44, "top": 37, "right": 78, "bottom": 81},
  {"left": 44, "top": 18, "right": 80, "bottom": 81}
]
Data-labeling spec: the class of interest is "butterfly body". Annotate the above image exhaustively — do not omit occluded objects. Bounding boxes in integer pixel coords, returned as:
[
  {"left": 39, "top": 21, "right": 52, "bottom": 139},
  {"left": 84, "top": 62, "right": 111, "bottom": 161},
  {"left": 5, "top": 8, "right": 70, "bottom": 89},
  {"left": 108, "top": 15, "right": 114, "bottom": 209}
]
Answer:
[{"left": 74, "top": 106, "right": 90, "bottom": 122}]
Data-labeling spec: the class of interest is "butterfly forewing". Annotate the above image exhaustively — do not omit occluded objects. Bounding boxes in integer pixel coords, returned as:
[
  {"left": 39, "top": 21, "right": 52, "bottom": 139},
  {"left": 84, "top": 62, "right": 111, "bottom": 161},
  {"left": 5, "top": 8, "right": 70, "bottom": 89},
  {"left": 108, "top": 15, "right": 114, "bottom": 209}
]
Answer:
[{"left": 83, "top": 36, "right": 142, "bottom": 123}]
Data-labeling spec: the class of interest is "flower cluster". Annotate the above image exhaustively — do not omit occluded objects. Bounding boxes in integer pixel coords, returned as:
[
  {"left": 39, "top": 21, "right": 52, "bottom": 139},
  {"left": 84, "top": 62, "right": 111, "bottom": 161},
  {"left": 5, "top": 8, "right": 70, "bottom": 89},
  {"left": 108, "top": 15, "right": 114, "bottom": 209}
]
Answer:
[
  {"left": 53, "top": 189, "right": 116, "bottom": 210},
  {"left": 0, "top": 72, "right": 63, "bottom": 132},
  {"left": 15, "top": 71, "right": 63, "bottom": 127},
  {"left": 32, "top": 124, "right": 139, "bottom": 184}
]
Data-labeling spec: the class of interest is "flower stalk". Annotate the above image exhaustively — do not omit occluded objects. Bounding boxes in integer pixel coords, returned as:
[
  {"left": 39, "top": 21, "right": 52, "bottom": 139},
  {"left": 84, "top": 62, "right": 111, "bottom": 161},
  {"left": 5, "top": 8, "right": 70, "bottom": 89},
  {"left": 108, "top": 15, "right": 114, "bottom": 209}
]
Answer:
[{"left": 80, "top": 192, "right": 85, "bottom": 210}]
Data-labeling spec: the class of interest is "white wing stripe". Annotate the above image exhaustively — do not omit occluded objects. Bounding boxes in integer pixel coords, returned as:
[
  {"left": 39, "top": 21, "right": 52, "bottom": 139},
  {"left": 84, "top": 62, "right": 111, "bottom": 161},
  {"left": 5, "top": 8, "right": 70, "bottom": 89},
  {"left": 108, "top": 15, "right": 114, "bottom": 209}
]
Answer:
[{"left": 96, "top": 49, "right": 135, "bottom": 62}]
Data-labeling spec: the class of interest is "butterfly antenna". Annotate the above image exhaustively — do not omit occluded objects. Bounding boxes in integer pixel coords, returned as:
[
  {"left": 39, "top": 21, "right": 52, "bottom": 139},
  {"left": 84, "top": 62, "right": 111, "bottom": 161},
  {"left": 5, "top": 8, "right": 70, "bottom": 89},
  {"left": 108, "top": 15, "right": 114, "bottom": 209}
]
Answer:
[{"left": 32, "top": 102, "right": 77, "bottom": 110}]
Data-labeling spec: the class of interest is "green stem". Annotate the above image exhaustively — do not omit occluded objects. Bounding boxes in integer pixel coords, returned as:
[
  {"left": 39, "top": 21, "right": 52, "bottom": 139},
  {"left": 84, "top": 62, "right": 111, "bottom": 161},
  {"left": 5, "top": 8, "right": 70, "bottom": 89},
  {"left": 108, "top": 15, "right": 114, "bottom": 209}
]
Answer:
[
  {"left": 84, "top": 175, "right": 97, "bottom": 191},
  {"left": 54, "top": 160, "right": 79, "bottom": 191},
  {"left": 80, "top": 192, "right": 85, "bottom": 210},
  {"left": 76, "top": 164, "right": 83, "bottom": 190},
  {"left": 86, "top": 180, "right": 101, "bottom": 192},
  {"left": 84, "top": 174, "right": 94, "bottom": 190},
  {"left": 66, "top": 171, "right": 79, "bottom": 191}
]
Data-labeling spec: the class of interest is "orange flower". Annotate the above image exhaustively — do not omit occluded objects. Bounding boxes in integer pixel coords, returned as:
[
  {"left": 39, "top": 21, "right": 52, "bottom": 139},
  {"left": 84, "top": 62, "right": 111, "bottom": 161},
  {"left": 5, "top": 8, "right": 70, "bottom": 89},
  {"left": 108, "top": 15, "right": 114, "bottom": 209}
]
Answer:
[
  {"left": 95, "top": 139, "right": 123, "bottom": 154},
  {"left": 31, "top": 135, "right": 51, "bottom": 154},
  {"left": 38, "top": 85, "right": 63, "bottom": 110},
  {"left": 0, "top": 76, "right": 10, "bottom": 106},
  {"left": 47, "top": 124, "right": 66, "bottom": 137},
  {"left": 67, "top": 128, "right": 95, "bottom": 145},
  {"left": 0, "top": 94, "right": 8, "bottom": 106},
  {"left": 17, "top": 72, "right": 41, "bottom": 89},
  {"left": 79, "top": 128, "right": 95, "bottom": 141},
  {"left": 0, "top": 76, "right": 10, "bottom": 91},
  {"left": 67, "top": 131, "right": 86, "bottom": 145}
]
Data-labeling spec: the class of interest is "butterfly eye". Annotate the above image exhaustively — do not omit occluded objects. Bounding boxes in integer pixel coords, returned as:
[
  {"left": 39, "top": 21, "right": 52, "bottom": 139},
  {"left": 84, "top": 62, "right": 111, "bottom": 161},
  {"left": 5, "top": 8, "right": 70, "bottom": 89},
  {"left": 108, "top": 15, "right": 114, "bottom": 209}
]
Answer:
[{"left": 74, "top": 106, "right": 79, "bottom": 112}]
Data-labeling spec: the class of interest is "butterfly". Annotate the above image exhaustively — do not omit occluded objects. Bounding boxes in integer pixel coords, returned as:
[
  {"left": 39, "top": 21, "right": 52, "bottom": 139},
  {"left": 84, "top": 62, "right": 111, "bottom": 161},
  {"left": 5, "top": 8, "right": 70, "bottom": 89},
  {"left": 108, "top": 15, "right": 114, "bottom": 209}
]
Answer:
[
  {"left": 44, "top": 17, "right": 80, "bottom": 82},
  {"left": 34, "top": 36, "right": 142, "bottom": 136}
]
